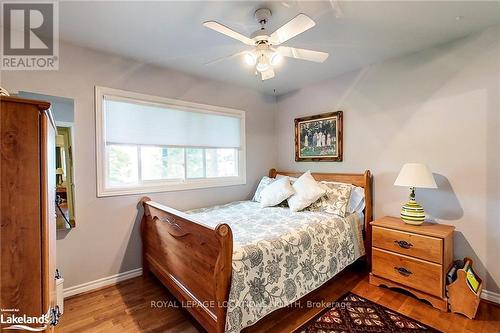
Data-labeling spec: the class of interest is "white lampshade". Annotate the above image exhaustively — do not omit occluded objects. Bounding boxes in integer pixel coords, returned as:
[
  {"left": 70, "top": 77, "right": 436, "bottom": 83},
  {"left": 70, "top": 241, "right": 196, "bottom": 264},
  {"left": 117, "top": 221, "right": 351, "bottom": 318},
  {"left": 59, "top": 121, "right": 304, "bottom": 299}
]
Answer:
[{"left": 394, "top": 163, "right": 437, "bottom": 189}]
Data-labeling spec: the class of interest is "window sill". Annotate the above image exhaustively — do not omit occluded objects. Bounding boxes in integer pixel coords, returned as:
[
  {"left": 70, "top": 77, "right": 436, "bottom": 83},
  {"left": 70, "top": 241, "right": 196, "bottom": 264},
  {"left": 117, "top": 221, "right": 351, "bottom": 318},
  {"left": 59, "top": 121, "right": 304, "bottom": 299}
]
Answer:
[{"left": 96, "top": 176, "right": 246, "bottom": 197}]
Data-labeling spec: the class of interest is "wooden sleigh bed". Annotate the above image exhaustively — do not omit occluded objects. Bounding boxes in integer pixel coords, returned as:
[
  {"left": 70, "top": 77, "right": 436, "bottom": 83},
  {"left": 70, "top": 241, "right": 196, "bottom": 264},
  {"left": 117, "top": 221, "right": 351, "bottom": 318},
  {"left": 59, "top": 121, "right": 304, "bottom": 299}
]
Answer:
[{"left": 140, "top": 169, "right": 373, "bottom": 333}]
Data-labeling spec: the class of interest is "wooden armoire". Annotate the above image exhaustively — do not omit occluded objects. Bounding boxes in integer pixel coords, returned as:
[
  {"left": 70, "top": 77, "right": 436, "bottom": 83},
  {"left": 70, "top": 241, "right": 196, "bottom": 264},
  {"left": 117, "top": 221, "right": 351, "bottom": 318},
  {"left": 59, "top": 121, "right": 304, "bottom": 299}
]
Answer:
[{"left": 1, "top": 96, "right": 59, "bottom": 330}]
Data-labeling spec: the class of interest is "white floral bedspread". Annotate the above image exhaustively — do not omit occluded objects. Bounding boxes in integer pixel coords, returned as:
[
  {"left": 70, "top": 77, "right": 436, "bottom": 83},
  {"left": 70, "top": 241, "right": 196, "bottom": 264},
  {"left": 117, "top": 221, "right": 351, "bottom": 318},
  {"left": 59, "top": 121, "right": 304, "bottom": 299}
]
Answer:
[{"left": 186, "top": 201, "right": 365, "bottom": 332}]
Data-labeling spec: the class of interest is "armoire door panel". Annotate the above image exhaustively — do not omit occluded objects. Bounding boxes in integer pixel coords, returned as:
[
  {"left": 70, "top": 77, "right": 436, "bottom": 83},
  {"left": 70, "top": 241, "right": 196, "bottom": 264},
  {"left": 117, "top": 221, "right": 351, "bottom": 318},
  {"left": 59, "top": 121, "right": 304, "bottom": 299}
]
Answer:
[
  {"left": 0, "top": 96, "right": 55, "bottom": 331},
  {"left": 0, "top": 100, "right": 43, "bottom": 317}
]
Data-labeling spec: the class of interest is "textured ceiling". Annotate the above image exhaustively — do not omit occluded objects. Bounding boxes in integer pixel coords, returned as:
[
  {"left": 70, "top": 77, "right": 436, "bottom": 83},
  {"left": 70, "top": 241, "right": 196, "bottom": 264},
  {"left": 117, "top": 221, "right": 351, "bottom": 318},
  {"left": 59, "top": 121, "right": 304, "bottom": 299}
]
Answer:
[{"left": 59, "top": 1, "right": 500, "bottom": 95}]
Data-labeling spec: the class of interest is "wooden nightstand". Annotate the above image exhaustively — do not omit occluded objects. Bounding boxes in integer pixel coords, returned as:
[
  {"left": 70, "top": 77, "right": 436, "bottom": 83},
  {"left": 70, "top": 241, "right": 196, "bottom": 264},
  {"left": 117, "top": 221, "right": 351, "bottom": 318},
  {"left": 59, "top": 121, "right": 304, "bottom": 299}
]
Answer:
[{"left": 369, "top": 216, "right": 454, "bottom": 311}]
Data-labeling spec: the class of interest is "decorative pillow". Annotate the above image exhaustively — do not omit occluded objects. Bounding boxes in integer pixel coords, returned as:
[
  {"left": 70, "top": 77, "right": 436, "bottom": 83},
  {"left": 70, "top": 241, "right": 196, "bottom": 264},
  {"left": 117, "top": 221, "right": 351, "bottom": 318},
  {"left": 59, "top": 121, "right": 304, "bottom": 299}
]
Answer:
[
  {"left": 287, "top": 171, "right": 326, "bottom": 212},
  {"left": 308, "top": 181, "right": 353, "bottom": 217},
  {"left": 260, "top": 177, "right": 295, "bottom": 208},
  {"left": 348, "top": 186, "right": 365, "bottom": 214},
  {"left": 276, "top": 174, "right": 298, "bottom": 184},
  {"left": 252, "top": 176, "right": 274, "bottom": 202}
]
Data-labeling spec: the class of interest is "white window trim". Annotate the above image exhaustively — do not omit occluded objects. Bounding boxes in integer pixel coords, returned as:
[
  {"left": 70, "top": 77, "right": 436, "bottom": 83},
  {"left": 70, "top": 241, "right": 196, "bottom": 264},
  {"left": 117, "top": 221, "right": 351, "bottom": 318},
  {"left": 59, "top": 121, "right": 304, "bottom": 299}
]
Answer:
[{"left": 95, "top": 86, "right": 246, "bottom": 197}]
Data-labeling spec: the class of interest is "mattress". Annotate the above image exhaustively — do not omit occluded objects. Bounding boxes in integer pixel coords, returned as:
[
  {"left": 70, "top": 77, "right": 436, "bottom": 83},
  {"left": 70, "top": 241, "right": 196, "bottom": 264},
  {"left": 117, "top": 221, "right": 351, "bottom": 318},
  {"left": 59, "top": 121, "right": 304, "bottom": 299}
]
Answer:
[{"left": 187, "top": 200, "right": 365, "bottom": 332}]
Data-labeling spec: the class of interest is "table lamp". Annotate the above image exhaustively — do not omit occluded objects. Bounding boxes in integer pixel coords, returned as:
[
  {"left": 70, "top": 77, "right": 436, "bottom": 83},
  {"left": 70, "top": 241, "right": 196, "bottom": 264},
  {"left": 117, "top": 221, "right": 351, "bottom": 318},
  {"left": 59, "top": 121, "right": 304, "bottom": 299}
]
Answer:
[{"left": 394, "top": 163, "right": 437, "bottom": 225}]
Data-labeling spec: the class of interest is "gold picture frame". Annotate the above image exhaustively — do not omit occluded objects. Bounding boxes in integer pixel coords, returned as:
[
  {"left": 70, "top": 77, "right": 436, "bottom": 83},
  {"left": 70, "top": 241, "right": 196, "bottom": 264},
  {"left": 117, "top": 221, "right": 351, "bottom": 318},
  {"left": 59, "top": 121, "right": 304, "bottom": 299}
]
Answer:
[{"left": 295, "top": 111, "right": 343, "bottom": 162}]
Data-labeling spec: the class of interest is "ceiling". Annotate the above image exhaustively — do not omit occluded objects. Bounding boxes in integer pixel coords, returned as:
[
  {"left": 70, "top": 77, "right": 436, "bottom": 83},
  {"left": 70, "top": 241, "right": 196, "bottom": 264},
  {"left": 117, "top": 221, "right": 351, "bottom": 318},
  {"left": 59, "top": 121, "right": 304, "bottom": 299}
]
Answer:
[{"left": 59, "top": 1, "right": 500, "bottom": 95}]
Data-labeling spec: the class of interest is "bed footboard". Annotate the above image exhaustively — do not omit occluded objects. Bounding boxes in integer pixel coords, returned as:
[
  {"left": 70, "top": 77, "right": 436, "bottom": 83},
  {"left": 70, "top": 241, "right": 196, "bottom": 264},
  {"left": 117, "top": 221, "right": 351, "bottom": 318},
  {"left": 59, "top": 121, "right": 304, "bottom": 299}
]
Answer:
[{"left": 140, "top": 197, "right": 233, "bottom": 333}]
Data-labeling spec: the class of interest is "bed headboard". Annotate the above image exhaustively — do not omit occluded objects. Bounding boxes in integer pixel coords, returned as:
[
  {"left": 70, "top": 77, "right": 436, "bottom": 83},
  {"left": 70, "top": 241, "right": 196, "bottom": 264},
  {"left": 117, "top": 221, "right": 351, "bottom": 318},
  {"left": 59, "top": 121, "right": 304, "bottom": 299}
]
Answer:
[{"left": 269, "top": 168, "right": 373, "bottom": 265}]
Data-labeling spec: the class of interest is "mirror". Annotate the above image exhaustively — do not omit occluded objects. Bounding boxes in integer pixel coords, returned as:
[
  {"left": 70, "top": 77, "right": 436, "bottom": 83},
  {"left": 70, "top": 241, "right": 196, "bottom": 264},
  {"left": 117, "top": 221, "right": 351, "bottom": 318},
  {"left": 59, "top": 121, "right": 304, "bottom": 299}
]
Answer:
[
  {"left": 17, "top": 91, "right": 76, "bottom": 230},
  {"left": 56, "top": 127, "right": 75, "bottom": 229}
]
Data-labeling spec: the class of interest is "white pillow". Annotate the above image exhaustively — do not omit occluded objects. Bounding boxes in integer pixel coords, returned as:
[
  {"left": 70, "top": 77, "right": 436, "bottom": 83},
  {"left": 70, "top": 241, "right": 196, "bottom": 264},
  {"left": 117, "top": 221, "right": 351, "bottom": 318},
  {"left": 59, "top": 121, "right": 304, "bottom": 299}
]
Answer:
[
  {"left": 252, "top": 176, "right": 274, "bottom": 202},
  {"left": 260, "top": 177, "right": 295, "bottom": 208},
  {"left": 348, "top": 186, "right": 365, "bottom": 214},
  {"left": 276, "top": 174, "right": 298, "bottom": 184},
  {"left": 287, "top": 171, "right": 326, "bottom": 212}
]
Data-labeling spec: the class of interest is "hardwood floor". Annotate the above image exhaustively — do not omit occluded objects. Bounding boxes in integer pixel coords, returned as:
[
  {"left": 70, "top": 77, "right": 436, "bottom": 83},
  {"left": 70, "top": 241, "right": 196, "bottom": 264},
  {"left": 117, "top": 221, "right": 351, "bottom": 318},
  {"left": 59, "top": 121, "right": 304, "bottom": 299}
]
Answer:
[{"left": 57, "top": 263, "right": 499, "bottom": 333}]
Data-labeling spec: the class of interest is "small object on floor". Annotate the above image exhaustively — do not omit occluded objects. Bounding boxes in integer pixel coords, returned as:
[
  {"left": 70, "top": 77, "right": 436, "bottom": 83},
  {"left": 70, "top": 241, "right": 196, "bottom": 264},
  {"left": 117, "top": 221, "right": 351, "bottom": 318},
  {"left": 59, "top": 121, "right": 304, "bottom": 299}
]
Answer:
[
  {"left": 296, "top": 292, "right": 442, "bottom": 333},
  {"left": 446, "top": 259, "right": 465, "bottom": 284},
  {"left": 446, "top": 257, "right": 482, "bottom": 319}
]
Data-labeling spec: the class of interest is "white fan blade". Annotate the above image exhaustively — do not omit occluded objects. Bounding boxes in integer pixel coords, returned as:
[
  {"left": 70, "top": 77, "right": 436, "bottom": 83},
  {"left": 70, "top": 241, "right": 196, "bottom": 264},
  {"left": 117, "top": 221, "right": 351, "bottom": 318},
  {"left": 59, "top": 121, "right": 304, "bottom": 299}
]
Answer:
[
  {"left": 261, "top": 68, "right": 275, "bottom": 80},
  {"left": 276, "top": 46, "right": 329, "bottom": 63},
  {"left": 269, "top": 14, "right": 315, "bottom": 45},
  {"left": 203, "top": 21, "right": 255, "bottom": 46},
  {"left": 204, "top": 51, "right": 247, "bottom": 65}
]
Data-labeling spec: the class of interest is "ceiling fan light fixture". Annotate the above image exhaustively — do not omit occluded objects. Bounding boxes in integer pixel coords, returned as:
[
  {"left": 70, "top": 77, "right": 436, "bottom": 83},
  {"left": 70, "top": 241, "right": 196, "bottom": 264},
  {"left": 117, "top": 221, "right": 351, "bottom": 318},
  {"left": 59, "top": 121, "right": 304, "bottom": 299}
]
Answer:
[
  {"left": 270, "top": 52, "right": 283, "bottom": 66},
  {"left": 256, "top": 62, "right": 270, "bottom": 72},
  {"left": 256, "top": 54, "right": 270, "bottom": 72},
  {"left": 204, "top": 9, "right": 328, "bottom": 81},
  {"left": 243, "top": 52, "right": 257, "bottom": 66}
]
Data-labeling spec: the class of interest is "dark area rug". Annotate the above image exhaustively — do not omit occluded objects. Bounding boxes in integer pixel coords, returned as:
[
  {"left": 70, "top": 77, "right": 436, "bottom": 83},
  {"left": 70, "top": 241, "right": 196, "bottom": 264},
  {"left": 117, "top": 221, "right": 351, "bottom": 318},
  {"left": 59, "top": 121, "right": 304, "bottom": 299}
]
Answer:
[{"left": 296, "top": 292, "right": 442, "bottom": 333}]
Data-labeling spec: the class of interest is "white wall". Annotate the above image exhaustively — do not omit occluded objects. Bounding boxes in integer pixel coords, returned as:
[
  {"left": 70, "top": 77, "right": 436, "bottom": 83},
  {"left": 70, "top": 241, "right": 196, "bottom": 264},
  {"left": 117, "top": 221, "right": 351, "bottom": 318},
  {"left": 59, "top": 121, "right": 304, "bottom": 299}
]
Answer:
[
  {"left": 276, "top": 26, "right": 500, "bottom": 293},
  {"left": 1, "top": 41, "right": 277, "bottom": 288}
]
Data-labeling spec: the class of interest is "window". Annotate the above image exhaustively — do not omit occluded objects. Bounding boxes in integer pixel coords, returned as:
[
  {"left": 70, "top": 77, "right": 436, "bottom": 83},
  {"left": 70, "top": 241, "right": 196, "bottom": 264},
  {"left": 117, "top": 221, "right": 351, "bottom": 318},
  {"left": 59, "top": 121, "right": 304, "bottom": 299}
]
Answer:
[{"left": 95, "top": 86, "right": 245, "bottom": 196}]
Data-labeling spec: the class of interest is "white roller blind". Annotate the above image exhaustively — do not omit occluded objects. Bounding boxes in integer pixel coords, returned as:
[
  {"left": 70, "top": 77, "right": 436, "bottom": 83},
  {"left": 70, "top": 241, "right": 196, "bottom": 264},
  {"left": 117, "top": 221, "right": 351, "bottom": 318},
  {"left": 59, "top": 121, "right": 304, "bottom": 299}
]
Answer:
[{"left": 104, "top": 97, "right": 242, "bottom": 148}]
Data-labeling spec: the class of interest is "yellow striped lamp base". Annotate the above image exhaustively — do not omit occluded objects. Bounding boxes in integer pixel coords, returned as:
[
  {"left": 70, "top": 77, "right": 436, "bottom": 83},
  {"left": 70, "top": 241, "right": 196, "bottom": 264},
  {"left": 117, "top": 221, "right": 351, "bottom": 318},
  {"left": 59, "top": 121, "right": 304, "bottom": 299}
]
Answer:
[{"left": 401, "top": 199, "right": 426, "bottom": 225}]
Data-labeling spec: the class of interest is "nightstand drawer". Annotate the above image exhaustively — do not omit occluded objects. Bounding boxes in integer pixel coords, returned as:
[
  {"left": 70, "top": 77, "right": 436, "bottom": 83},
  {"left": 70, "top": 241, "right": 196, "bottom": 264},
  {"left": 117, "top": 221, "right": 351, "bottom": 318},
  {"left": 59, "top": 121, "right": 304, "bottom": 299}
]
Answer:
[
  {"left": 372, "top": 248, "right": 443, "bottom": 297},
  {"left": 372, "top": 226, "right": 442, "bottom": 263}
]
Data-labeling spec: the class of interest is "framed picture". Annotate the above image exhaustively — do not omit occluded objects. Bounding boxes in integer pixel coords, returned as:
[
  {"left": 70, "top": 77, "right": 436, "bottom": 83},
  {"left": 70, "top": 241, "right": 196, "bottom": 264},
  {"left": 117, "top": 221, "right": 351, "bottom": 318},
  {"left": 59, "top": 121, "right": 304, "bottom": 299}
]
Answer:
[{"left": 295, "top": 111, "right": 343, "bottom": 162}]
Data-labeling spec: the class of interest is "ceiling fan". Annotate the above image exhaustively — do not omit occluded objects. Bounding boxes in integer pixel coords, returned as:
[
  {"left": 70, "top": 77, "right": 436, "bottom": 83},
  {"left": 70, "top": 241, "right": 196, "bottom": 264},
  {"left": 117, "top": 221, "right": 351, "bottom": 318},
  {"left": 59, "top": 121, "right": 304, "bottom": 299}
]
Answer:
[{"left": 203, "top": 8, "right": 329, "bottom": 81}]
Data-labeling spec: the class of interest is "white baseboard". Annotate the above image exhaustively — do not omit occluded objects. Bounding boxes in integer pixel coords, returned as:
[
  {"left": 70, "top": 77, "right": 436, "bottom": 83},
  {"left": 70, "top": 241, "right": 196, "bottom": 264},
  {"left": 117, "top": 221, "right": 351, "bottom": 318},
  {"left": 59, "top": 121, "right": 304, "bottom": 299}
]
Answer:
[
  {"left": 63, "top": 268, "right": 143, "bottom": 298},
  {"left": 481, "top": 289, "right": 500, "bottom": 304}
]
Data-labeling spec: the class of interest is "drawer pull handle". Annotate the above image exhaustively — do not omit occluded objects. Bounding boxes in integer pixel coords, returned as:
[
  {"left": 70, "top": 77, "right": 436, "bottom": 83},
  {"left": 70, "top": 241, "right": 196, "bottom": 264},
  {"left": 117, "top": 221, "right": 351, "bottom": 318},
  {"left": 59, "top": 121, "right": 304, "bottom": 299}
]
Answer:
[
  {"left": 394, "top": 267, "right": 412, "bottom": 277},
  {"left": 394, "top": 240, "right": 413, "bottom": 249}
]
